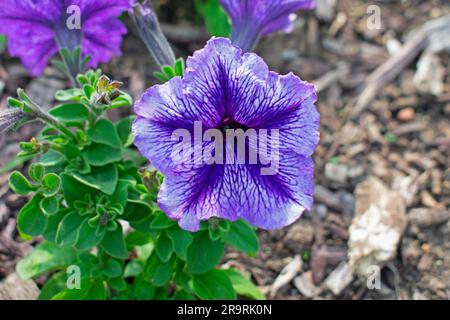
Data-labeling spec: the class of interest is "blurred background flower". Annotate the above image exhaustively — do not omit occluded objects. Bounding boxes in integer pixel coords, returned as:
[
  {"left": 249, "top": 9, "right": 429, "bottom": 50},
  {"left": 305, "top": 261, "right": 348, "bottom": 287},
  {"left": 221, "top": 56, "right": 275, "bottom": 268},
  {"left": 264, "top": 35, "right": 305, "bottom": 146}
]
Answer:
[
  {"left": 219, "top": 0, "right": 316, "bottom": 51},
  {"left": 0, "top": 0, "right": 132, "bottom": 76}
]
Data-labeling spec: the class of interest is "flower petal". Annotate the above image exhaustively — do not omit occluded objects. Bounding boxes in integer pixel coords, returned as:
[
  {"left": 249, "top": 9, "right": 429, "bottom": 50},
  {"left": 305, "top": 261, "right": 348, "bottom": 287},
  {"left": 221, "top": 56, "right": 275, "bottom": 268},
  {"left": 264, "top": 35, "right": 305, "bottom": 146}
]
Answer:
[
  {"left": 236, "top": 72, "right": 319, "bottom": 156},
  {"left": 184, "top": 37, "right": 269, "bottom": 123},
  {"left": 0, "top": 0, "right": 131, "bottom": 75},
  {"left": 158, "top": 152, "right": 314, "bottom": 231},
  {"left": 219, "top": 0, "right": 316, "bottom": 50}
]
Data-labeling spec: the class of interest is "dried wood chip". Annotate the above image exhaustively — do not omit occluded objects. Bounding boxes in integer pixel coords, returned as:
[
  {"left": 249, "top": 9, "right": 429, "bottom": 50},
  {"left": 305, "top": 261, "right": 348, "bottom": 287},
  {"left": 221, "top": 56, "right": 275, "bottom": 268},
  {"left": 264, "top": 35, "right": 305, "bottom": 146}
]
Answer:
[
  {"left": 0, "top": 273, "right": 39, "bottom": 300},
  {"left": 349, "top": 177, "right": 407, "bottom": 275},
  {"left": 269, "top": 255, "right": 303, "bottom": 298},
  {"left": 324, "top": 262, "right": 354, "bottom": 296},
  {"left": 408, "top": 207, "right": 450, "bottom": 228},
  {"left": 294, "top": 271, "right": 322, "bottom": 298}
]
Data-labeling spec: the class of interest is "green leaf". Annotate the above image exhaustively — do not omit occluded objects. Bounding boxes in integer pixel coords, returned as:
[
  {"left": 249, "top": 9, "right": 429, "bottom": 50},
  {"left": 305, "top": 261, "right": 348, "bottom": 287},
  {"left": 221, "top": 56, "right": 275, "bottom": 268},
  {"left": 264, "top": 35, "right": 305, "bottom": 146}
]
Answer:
[
  {"left": 19, "top": 231, "right": 33, "bottom": 241},
  {"left": 43, "top": 209, "right": 69, "bottom": 243},
  {"left": 174, "top": 58, "right": 185, "bottom": 77},
  {"left": 103, "top": 259, "right": 122, "bottom": 278},
  {"left": 208, "top": 225, "right": 222, "bottom": 241},
  {"left": 150, "top": 211, "right": 176, "bottom": 229},
  {"left": 81, "top": 56, "right": 91, "bottom": 70},
  {"left": 110, "top": 94, "right": 133, "bottom": 109},
  {"left": 59, "top": 48, "right": 73, "bottom": 66},
  {"left": 133, "top": 281, "right": 155, "bottom": 300},
  {"left": 144, "top": 255, "right": 173, "bottom": 287},
  {"left": 52, "top": 278, "right": 107, "bottom": 300},
  {"left": 124, "top": 260, "right": 144, "bottom": 278},
  {"left": 166, "top": 226, "right": 193, "bottom": 260},
  {"left": 116, "top": 116, "right": 135, "bottom": 147},
  {"left": 28, "top": 163, "right": 45, "bottom": 182},
  {"left": 173, "top": 290, "right": 196, "bottom": 300},
  {"left": 193, "top": 269, "right": 236, "bottom": 300},
  {"left": 41, "top": 173, "right": 61, "bottom": 197},
  {"left": 223, "top": 220, "right": 259, "bottom": 254},
  {"left": 7, "top": 97, "right": 24, "bottom": 108},
  {"left": 76, "top": 74, "right": 89, "bottom": 85},
  {"left": 71, "top": 163, "right": 118, "bottom": 196},
  {"left": 123, "top": 199, "right": 153, "bottom": 222},
  {"left": 108, "top": 277, "right": 127, "bottom": 292},
  {"left": 17, "top": 194, "right": 47, "bottom": 236},
  {"left": 110, "top": 179, "right": 129, "bottom": 207},
  {"left": 49, "top": 103, "right": 89, "bottom": 123},
  {"left": 55, "top": 88, "right": 83, "bottom": 102},
  {"left": 55, "top": 211, "right": 85, "bottom": 247},
  {"left": 75, "top": 218, "right": 105, "bottom": 251},
  {"left": 100, "top": 223, "right": 128, "bottom": 260},
  {"left": 155, "top": 232, "right": 173, "bottom": 262},
  {"left": 17, "top": 241, "right": 77, "bottom": 279},
  {"left": 87, "top": 119, "right": 121, "bottom": 148},
  {"left": 153, "top": 71, "right": 170, "bottom": 83},
  {"left": 83, "top": 142, "right": 122, "bottom": 166},
  {"left": 0, "top": 35, "right": 6, "bottom": 54},
  {"left": 186, "top": 232, "right": 224, "bottom": 274},
  {"left": 39, "top": 197, "right": 59, "bottom": 216},
  {"left": 126, "top": 231, "right": 152, "bottom": 247},
  {"left": 40, "top": 150, "right": 65, "bottom": 167},
  {"left": 162, "top": 65, "right": 175, "bottom": 79},
  {"left": 9, "top": 171, "right": 35, "bottom": 195},
  {"left": 174, "top": 271, "right": 192, "bottom": 293},
  {"left": 39, "top": 272, "right": 67, "bottom": 300},
  {"left": 130, "top": 214, "right": 154, "bottom": 234},
  {"left": 61, "top": 173, "right": 95, "bottom": 206},
  {"left": 83, "top": 84, "right": 95, "bottom": 99},
  {"left": 195, "top": 0, "right": 231, "bottom": 37},
  {"left": 223, "top": 268, "right": 265, "bottom": 300}
]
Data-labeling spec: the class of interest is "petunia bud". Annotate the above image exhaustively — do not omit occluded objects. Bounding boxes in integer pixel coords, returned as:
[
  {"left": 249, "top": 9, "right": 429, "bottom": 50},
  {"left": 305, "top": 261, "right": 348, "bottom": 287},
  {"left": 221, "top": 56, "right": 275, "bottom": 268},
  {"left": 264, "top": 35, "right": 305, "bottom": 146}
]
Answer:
[
  {"left": 129, "top": 0, "right": 176, "bottom": 67},
  {"left": 0, "top": 108, "right": 29, "bottom": 134}
]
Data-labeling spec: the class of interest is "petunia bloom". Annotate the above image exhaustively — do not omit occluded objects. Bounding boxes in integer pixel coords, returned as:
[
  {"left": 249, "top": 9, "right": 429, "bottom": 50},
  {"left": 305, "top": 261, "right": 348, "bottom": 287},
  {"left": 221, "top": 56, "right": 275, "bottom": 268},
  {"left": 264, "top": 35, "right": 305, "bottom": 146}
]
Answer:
[
  {"left": 219, "top": 0, "right": 316, "bottom": 51},
  {"left": 0, "top": 0, "right": 132, "bottom": 76},
  {"left": 133, "top": 38, "right": 319, "bottom": 232}
]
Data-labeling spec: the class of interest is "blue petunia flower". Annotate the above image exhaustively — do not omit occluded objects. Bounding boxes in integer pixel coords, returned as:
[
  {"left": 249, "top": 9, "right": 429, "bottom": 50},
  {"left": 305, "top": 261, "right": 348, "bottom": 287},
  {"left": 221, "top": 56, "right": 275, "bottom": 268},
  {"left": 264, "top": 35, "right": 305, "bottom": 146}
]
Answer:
[
  {"left": 219, "top": 0, "right": 316, "bottom": 51},
  {"left": 133, "top": 38, "right": 319, "bottom": 232},
  {"left": 0, "top": 0, "right": 132, "bottom": 76}
]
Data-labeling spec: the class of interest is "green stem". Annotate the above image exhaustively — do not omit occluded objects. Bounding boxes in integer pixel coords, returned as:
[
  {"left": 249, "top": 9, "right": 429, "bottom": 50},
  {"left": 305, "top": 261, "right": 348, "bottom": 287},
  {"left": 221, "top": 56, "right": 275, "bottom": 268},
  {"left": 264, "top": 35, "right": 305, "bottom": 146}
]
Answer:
[{"left": 18, "top": 89, "right": 78, "bottom": 141}]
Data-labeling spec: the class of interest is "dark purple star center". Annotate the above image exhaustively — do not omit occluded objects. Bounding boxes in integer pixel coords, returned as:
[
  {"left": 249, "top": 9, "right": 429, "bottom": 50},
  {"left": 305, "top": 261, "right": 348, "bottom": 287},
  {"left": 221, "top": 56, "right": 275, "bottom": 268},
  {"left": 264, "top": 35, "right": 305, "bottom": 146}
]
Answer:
[{"left": 219, "top": 117, "right": 249, "bottom": 132}]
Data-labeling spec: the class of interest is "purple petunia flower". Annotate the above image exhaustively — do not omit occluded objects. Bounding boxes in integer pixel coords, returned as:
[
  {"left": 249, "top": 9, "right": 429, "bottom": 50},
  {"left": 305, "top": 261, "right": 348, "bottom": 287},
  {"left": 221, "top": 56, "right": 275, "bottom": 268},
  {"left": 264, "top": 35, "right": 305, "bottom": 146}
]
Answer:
[
  {"left": 219, "top": 0, "right": 316, "bottom": 51},
  {"left": 133, "top": 38, "right": 319, "bottom": 232},
  {"left": 0, "top": 0, "right": 132, "bottom": 76}
]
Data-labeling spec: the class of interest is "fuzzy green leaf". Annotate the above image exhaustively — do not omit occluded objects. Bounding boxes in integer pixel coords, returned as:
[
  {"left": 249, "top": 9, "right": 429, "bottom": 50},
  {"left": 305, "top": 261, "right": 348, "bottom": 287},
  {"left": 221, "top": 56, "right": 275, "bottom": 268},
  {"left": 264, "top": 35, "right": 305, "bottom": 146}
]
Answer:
[
  {"left": 193, "top": 269, "right": 236, "bottom": 300},
  {"left": 9, "top": 171, "right": 35, "bottom": 195},
  {"left": 186, "top": 232, "right": 224, "bottom": 274}
]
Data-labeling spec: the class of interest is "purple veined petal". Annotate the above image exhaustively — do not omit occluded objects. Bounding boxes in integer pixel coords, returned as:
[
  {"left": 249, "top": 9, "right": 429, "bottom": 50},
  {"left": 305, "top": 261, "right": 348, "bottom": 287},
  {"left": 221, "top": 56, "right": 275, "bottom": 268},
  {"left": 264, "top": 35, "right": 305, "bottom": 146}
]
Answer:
[
  {"left": 133, "top": 76, "right": 221, "bottom": 174},
  {"left": 133, "top": 37, "right": 320, "bottom": 232},
  {"left": 183, "top": 37, "right": 269, "bottom": 122},
  {"left": 219, "top": 0, "right": 316, "bottom": 51},
  {"left": 157, "top": 151, "right": 314, "bottom": 231},
  {"left": 75, "top": 0, "right": 132, "bottom": 22},
  {"left": 82, "top": 19, "right": 128, "bottom": 67},
  {"left": 235, "top": 71, "right": 319, "bottom": 156}
]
